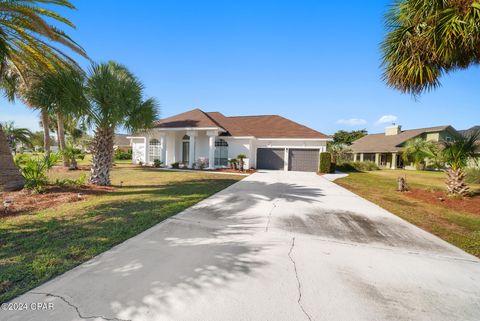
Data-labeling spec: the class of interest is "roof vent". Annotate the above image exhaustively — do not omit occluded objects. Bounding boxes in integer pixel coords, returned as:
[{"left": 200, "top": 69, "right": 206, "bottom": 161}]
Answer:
[{"left": 385, "top": 124, "right": 402, "bottom": 136}]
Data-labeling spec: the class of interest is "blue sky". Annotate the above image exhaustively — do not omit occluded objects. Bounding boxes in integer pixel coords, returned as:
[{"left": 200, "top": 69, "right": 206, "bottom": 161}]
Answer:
[{"left": 1, "top": 0, "right": 479, "bottom": 135}]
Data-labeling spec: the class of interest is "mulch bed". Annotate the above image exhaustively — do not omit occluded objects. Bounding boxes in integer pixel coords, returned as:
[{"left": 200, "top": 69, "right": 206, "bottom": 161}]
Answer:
[
  {"left": 405, "top": 189, "right": 480, "bottom": 216},
  {"left": 0, "top": 184, "right": 113, "bottom": 217}
]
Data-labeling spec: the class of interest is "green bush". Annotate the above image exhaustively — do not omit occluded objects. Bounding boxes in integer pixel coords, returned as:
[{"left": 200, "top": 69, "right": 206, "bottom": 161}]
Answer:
[
  {"left": 171, "top": 162, "right": 180, "bottom": 169},
  {"left": 153, "top": 159, "right": 162, "bottom": 168},
  {"left": 55, "top": 173, "right": 87, "bottom": 187},
  {"left": 114, "top": 149, "right": 132, "bottom": 160},
  {"left": 15, "top": 153, "right": 60, "bottom": 193},
  {"left": 337, "top": 161, "right": 379, "bottom": 172},
  {"left": 465, "top": 168, "right": 480, "bottom": 184},
  {"left": 319, "top": 152, "right": 331, "bottom": 173}
]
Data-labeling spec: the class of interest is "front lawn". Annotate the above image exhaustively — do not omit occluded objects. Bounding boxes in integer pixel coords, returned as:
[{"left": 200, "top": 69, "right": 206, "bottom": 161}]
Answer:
[
  {"left": 336, "top": 169, "right": 480, "bottom": 257},
  {"left": 0, "top": 164, "right": 243, "bottom": 303}
]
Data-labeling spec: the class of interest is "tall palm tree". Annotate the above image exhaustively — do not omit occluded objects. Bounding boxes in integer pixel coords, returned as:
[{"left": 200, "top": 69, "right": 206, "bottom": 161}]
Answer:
[
  {"left": 382, "top": 0, "right": 480, "bottom": 95},
  {"left": 26, "top": 67, "right": 88, "bottom": 166},
  {"left": 442, "top": 131, "right": 480, "bottom": 195},
  {"left": 1, "top": 121, "right": 33, "bottom": 153},
  {"left": 85, "top": 61, "right": 159, "bottom": 186},
  {"left": 0, "top": 0, "right": 87, "bottom": 191}
]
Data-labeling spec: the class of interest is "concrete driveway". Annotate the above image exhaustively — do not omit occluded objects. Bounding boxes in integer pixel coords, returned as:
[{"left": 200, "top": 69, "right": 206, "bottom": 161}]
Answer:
[{"left": 2, "top": 171, "right": 480, "bottom": 321}]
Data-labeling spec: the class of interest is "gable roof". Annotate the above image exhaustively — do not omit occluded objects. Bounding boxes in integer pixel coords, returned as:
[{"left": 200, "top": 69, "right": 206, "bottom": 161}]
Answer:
[
  {"left": 154, "top": 109, "right": 224, "bottom": 129},
  {"left": 154, "top": 109, "right": 328, "bottom": 139},
  {"left": 114, "top": 133, "right": 131, "bottom": 147},
  {"left": 459, "top": 126, "right": 480, "bottom": 138},
  {"left": 350, "top": 125, "right": 453, "bottom": 153}
]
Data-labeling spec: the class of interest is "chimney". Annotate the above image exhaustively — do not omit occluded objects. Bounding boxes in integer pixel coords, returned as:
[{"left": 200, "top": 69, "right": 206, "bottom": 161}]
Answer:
[{"left": 385, "top": 124, "right": 401, "bottom": 136}]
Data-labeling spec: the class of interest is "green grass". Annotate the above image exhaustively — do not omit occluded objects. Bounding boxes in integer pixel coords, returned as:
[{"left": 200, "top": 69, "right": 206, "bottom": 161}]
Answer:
[
  {"left": 0, "top": 164, "right": 243, "bottom": 303},
  {"left": 336, "top": 169, "right": 480, "bottom": 257}
]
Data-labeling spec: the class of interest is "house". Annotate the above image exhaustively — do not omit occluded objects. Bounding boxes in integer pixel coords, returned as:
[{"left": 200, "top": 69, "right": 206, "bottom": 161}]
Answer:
[
  {"left": 128, "top": 109, "right": 330, "bottom": 172},
  {"left": 114, "top": 133, "right": 132, "bottom": 152},
  {"left": 349, "top": 124, "right": 458, "bottom": 169}
]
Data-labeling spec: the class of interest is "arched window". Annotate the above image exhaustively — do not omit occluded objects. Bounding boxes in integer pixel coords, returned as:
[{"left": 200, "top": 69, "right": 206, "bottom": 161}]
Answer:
[
  {"left": 182, "top": 135, "right": 190, "bottom": 164},
  {"left": 215, "top": 139, "right": 228, "bottom": 166},
  {"left": 149, "top": 138, "right": 161, "bottom": 163}
]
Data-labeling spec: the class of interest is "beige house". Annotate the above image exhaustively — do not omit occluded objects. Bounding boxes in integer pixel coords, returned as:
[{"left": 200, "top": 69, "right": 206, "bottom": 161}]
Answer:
[{"left": 349, "top": 125, "right": 458, "bottom": 169}]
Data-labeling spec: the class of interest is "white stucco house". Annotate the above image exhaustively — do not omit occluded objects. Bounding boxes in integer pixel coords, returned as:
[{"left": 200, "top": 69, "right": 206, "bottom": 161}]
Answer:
[{"left": 128, "top": 109, "right": 330, "bottom": 172}]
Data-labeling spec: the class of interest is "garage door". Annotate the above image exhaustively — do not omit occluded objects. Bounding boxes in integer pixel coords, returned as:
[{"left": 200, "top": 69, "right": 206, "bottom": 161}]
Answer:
[
  {"left": 256, "top": 148, "right": 285, "bottom": 170},
  {"left": 288, "top": 149, "right": 320, "bottom": 172}
]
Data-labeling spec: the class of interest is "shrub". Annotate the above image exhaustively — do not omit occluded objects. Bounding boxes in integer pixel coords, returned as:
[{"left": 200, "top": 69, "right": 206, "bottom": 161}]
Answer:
[
  {"left": 319, "top": 152, "right": 331, "bottom": 173},
  {"left": 465, "top": 168, "right": 480, "bottom": 184},
  {"left": 337, "top": 161, "right": 379, "bottom": 172},
  {"left": 153, "top": 159, "right": 162, "bottom": 168},
  {"left": 55, "top": 173, "right": 87, "bottom": 187},
  {"left": 171, "top": 162, "right": 180, "bottom": 169},
  {"left": 229, "top": 158, "right": 238, "bottom": 170},
  {"left": 196, "top": 157, "right": 208, "bottom": 170},
  {"left": 15, "top": 153, "right": 60, "bottom": 193},
  {"left": 62, "top": 144, "right": 85, "bottom": 170},
  {"left": 114, "top": 149, "right": 132, "bottom": 160}
]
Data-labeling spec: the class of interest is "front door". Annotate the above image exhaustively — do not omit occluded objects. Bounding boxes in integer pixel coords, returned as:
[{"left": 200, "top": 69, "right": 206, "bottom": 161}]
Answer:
[{"left": 182, "top": 141, "right": 190, "bottom": 164}]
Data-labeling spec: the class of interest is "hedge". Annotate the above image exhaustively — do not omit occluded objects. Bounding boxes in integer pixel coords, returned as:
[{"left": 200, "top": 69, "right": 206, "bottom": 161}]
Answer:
[{"left": 319, "top": 152, "right": 331, "bottom": 173}]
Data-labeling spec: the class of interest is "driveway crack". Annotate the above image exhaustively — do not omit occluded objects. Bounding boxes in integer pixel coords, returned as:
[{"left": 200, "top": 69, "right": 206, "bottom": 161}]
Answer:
[
  {"left": 288, "top": 237, "right": 313, "bottom": 321},
  {"left": 265, "top": 198, "right": 280, "bottom": 232},
  {"left": 31, "top": 291, "right": 130, "bottom": 321}
]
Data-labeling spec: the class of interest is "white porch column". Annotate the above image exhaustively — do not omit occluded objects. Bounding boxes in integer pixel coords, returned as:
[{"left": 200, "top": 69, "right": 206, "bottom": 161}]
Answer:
[
  {"left": 353, "top": 153, "right": 358, "bottom": 162},
  {"left": 375, "top": 153, "right": 380, "bottom": 166},
  {"left": 187, "top": 131, "right": 197, "bottom": 168},
  {"left": 144, "top": 136, "right": 149, "bottom": 165},
  {"left": 160, "top": 134, "right": 166, "bottom": 165},
  {"left": 359, "top": 153, "right": 364, "bottom": 162},
  {"left": 206, "top": 130, "right": 218, "bottom": 169},
  {"left": 391, "top": 152, "right": 397, "bottom": 169}
]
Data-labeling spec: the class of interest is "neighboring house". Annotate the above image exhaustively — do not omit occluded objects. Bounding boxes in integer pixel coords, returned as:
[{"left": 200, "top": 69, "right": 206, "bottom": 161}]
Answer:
[
  {"left": 349, "top": 124, "right": 458, "bottom": 169},
  {"left": 128, "top": 108, "right": 330, "bottom": 172},
  {"left": 459, "top": 125, "right": 480, "bottom": 168},
  {"left": 114, "top": 133, "right": 132, "bottom": 152}
]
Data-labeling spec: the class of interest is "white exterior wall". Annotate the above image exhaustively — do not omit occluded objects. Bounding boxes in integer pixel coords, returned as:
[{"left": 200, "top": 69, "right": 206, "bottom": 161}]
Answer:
[
  {"left": 131, "top": 138, "right": 146, "bottom": 164},
  {"left": 223, "top": 138, "right": 252, "bottom": 169},
  {"left": 133, "top": 128, "right": 329, "bottom": 170}
]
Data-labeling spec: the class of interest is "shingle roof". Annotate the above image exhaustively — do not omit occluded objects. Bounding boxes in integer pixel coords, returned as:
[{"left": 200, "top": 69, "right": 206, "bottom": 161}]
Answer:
[
  {"left": 153, "top": 109, "right": 328, "bottom": 139},
  {"left": 459, "top": 126, "right": 480, "bottom": 138},
  {"left": 154, "top": 109, "right": 224, "bottom": 129},
  {"left": 114, "top": 133, "right": 131, "bottom": 147},
  {"left": 350, "top": 126, "right": 452, "bottom": 153}
]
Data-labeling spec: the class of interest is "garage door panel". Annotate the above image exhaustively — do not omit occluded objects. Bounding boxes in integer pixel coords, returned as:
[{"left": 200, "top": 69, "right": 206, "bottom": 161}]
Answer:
[
  {"left": 288, "top": 149, "right": 319, "bottom": 172},
  {"left": 257, "top": 148, "right": 285, "bottom": 170}
]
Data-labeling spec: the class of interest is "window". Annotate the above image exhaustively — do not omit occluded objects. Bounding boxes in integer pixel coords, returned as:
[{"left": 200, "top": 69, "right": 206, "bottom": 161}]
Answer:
[
  {"left": 182, "top": 135, "right": 190, "bottom": 164},
  {"left": 215, "top": 139, "right": 228, "bottom": 166},
  {"left": 149, "top": 139, "right": 161, "bottom": 163}
]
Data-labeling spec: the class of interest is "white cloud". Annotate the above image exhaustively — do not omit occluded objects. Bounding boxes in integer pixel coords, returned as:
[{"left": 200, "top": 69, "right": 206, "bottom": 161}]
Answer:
[
  {"left": 336, "top": 118, "right": 367, "bottom": 126},
  {"left": 375, "top": 115, "right": 398, "bottom": 125}
]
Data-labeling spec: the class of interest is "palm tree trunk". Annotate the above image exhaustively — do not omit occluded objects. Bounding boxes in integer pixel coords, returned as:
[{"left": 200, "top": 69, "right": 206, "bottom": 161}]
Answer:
[
  {"left": 41, "top": 109, "right": 50, "bottom": 156},
  {"left": 90, "top": 127, "right": 115, "bottom": 186},
  {"left": 0, "top": 125, "right": 24, "bottom": 191},
  {"left": 56, "top": 112, "right": 69, "bottom": 167},
  {"left": 446, "top": 168, "right": 469, "bottom": 196}
]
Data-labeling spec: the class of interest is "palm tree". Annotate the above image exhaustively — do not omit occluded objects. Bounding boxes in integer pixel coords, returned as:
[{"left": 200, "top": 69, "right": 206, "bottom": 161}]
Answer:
[
  {"left": 382, "top": 0, "right": 480, "bottom": 95},
  {"left": 85, "top": 61, "right": 159, "bottom": 185},
  {"left": 402, "top": 138, "right": 438, "bottom": 170},
  {"left": 26, "top": 67, "right": 88, "bottom": 166},
  {"left": 1, "top": 121, "right": 33, "bottom": 153},
  {"left": 0, "top": 0, "right": 87, "bottom": 191},
  {"left": 442, "top": 131, "right": 480, "bottom": 196},
  {"left": 327, "top": 143, "right": 352, "bottom": 164}
]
